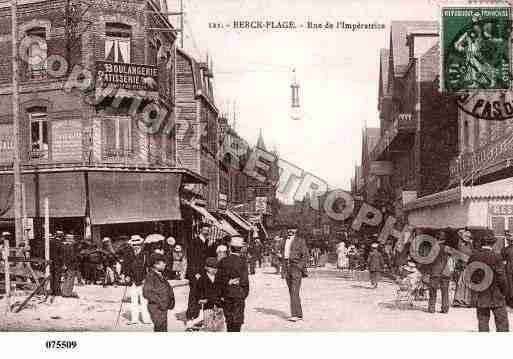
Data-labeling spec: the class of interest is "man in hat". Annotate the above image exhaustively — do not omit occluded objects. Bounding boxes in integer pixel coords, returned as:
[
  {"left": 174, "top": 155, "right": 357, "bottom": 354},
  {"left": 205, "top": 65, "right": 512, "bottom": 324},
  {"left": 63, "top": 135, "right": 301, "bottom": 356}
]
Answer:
[
  {"left": 216, "top": 244, "right": 228, "bottom": 262},
  {"left": 143, "top": 253, "right": 175, "bottom": 332},
  {"left": 367, "top": 242, "right": 385, "bottom": 288},
  {"left": 185, "top": 223, "right": 216, "bottom": 328},
  {"left": 469, "top": 234, "right": 510, "bottom": 331},
  {"left": 126, "top": 235, "right": 151, "bottom": 325},
  {"left": 215, "top": 236, "right": 249, "bottom": 331},
  {"left": 280, "top": 227, "right": 309, "bottom": 322},
  {"left": 428, "top": 230, "right": 452, "bottom": 313}
]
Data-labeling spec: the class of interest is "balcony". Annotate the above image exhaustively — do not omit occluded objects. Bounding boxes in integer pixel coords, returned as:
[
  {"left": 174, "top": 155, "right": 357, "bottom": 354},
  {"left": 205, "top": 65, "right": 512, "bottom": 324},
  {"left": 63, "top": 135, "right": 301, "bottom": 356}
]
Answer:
[{"left": 371, "top": 113, "right": 416, "bottom": 161}]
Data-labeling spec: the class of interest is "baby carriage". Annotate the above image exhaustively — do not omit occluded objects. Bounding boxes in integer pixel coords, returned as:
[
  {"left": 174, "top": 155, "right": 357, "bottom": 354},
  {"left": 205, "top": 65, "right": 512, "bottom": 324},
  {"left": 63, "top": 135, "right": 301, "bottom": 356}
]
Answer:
[
  {"left": 187, "top": 301, "right": 225, "bottom": 332},
  {"left": 395, "top": 266, "right": 427, "bottom": 307}
]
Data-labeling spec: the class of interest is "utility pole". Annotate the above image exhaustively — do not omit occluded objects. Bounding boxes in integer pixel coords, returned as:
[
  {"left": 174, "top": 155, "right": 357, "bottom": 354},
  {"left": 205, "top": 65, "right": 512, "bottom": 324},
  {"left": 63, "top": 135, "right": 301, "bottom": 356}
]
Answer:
[
  {"left": 11, "top": 0, "right": 23, "bottom": 247},
  {"left": 180, "top": 0, "right": 184, "bottom": 48}
]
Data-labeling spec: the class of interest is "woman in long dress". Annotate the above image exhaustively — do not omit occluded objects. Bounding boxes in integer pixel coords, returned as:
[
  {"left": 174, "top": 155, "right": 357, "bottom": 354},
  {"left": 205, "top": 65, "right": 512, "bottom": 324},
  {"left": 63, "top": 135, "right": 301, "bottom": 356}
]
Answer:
[{"left": 336, "top": 242, "right": 348, "bottom": 269}]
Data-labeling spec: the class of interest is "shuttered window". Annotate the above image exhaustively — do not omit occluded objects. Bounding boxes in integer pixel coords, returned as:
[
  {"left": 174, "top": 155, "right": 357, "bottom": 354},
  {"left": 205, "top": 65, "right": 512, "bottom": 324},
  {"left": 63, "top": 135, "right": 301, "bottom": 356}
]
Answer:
[
  {"left": 104, "top": 117, "right": 131, "bottom": 158},
  {"left": 28, "top": 107, "right": 48, "bottom": 159}
]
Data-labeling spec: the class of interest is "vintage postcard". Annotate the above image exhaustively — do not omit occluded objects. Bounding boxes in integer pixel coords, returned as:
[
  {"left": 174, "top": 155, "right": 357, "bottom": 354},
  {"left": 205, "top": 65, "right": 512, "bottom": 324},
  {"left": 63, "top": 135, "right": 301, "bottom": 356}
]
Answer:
[{"left": 2, "top": 0, "right": 513, "bottom": 343}]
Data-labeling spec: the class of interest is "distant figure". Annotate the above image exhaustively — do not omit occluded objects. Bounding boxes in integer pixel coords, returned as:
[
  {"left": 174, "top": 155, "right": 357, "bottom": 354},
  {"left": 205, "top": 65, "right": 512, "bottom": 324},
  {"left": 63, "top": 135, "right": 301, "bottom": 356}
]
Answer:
[
  {"left": 367, "top": 243, "right": 385, "bottom": 289},
  {"left": 336, "top": 241, "right": 348, "bottom": 269}
]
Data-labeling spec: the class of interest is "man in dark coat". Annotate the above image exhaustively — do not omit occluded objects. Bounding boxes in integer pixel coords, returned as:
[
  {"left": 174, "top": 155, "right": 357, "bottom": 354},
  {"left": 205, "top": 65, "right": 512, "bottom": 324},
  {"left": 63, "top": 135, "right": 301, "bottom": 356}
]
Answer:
[
  {"left": 215, "top": 236, "right": 249, "bottom": 332},
  {"left": 61, "top": 234, "right": 80, "bottom": 298},
  {"left": 143, "top": 253, "right": 175, "bottom": 332},
  {"left": 468, "top": 234, "right": 510, "bottom": 332},
  {"left": 185, "top": 223, "right": 216, "bottom": 327},
  {"left": 428, "top": 231, "right": 452, "bottom": 313},
  {"left": 280, "top": 227, "right": 309, "bottom": 322}
]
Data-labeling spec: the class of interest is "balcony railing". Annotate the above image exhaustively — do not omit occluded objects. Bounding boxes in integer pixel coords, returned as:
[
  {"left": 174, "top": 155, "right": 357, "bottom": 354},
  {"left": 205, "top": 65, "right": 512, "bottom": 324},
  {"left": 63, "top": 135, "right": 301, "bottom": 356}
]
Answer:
[{"left": 371, "top": 113, "right": 416, "bottom": 161}]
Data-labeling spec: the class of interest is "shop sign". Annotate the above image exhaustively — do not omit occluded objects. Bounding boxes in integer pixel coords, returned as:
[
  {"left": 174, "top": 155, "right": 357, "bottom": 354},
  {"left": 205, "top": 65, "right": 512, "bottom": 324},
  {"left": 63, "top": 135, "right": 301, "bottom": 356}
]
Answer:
[
  {"left": 219, "top": 193, "right": 228, "bottom": 210},
  {"left": 490, "top": 204, "right": 513, "bottom": 215},
  {"left": 449, "top": 130, "right": 513, "bottom": 181},
  {"left": 96, "top": 61, "right": 159, "bottom": 92},
  {"left": 370, "top": 161, "right": 393, "bottom": 176}
]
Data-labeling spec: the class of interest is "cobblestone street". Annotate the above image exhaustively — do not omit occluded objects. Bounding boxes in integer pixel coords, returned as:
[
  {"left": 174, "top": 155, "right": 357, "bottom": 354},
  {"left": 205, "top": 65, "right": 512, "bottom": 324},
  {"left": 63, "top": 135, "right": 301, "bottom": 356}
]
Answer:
[{"left": 3, "top": 266, "right": 510, "bottom": 331}]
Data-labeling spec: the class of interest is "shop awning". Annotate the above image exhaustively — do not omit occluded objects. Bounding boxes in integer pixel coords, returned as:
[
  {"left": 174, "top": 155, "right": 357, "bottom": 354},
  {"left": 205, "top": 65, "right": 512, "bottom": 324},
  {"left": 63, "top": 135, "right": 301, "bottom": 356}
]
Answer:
[
  {"left": 0, "top": 172, "right": 86, "bottom": 218},
  {"left": 461, "top": 177, "right": 513, "bottom": 200},
  {"left": 88, "top": 172, "right": 182, "bottom": 225},
  {"left": 219, "top": 219, "right": 239, "bottom": 236},
  {"left": 189, "top": 202, "right": 220, "bottom": 225},
  {"left": 224, "top": 210, "right": 253, "bottom": 232}
]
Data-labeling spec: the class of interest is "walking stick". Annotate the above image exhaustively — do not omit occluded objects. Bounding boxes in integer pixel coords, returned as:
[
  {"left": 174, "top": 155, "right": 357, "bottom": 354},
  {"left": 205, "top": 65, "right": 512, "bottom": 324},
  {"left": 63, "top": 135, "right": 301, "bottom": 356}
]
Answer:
[{"left": 115, "top": 284, "right": 129, "bottom": 328}]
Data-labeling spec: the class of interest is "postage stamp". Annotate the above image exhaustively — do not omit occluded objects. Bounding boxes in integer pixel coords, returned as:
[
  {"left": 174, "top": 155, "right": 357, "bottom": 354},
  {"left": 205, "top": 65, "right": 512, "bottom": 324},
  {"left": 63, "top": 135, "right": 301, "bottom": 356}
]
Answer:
[{"left": 440, "top": 5, "right": 512, "bottom": 93}]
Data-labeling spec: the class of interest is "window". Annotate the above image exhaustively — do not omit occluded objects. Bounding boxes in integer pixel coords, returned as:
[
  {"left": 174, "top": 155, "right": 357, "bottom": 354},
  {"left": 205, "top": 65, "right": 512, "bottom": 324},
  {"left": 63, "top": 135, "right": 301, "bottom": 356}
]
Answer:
[
  {"left": 104, "top": 117, "right": 131, "bottom": 158},
  {"left": 26, "top": 27, "right": 47, "bottom": 80},
  {"left": 105, "top": 23, "right": 131, "bottom": 63},
  {"left": 28, "top": 107, "right": 48, "bottom": 159}
]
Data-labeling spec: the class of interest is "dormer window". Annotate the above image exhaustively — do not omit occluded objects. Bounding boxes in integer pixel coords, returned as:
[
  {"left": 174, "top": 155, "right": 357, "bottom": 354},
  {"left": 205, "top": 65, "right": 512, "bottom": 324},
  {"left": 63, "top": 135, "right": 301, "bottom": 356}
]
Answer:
[{"left": 105, "top": 23, "right": 131, "bottom": 63}]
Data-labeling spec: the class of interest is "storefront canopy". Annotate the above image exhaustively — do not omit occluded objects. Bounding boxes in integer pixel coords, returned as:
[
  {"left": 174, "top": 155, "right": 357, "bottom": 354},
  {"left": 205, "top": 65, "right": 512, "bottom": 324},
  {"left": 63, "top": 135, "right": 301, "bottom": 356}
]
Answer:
[
  {"left": 224, "top": 210, "right": 254, "bottom": 233},
  {"left": 88, "top": 172, "right": 182, "bottom": 225},
  {"left": 0, "top": 172, "right": 86, "bottom": 219}
]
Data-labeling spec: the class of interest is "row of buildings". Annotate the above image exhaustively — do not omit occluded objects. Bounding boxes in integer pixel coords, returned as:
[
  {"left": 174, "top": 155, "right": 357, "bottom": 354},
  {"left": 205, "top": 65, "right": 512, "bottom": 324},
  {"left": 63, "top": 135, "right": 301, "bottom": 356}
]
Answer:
[
  {"left": 0, "top": 0, "right": 277, "bottom": 254},
  {"left": 352, "top": 20, "right": 513, "bottom": 239}
]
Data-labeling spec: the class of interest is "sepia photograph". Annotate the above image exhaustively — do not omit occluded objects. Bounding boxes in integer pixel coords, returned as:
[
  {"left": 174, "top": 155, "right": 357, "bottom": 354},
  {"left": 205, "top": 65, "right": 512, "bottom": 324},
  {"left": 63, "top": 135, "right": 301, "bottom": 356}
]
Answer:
[{"left": 1, "top": 0, "right": 513, "bottom": 347}]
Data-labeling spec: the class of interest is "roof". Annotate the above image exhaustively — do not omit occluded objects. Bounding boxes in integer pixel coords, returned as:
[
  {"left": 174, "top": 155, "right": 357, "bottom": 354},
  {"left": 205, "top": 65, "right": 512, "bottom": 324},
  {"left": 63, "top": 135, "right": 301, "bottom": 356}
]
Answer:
[
  {"left": 256, "top": 130, "right": 267, "bottom": 150},
  {"left": 378, "top": 48, "right": 390, "bottom": 99},
  {"left": 390, "top": 21, "right": 438, "bottom": 76}
]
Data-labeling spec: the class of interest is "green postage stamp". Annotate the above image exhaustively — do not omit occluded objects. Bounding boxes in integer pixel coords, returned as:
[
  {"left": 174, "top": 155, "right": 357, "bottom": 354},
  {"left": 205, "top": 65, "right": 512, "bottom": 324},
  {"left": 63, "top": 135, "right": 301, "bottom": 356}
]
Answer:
[{"left": 441, "top": 6, "right": 512, "bottom": 93}]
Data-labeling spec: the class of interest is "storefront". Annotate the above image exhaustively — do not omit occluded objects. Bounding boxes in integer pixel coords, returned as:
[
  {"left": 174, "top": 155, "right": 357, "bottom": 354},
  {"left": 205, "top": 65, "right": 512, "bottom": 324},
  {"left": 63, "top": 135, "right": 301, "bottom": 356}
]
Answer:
[
  {"left": 404, "top": 177, "right": 513, "bottom": 240},
  {"left": 0, "top": 167, "right": 206, "bottom": 255}
]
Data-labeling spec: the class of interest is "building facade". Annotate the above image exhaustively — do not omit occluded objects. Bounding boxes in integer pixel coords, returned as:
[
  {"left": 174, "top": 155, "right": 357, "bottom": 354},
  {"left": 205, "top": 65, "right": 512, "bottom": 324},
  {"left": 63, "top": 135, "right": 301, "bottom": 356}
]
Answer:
[{"left": 0, "top": 0, "right": 207, "bottom": 250}]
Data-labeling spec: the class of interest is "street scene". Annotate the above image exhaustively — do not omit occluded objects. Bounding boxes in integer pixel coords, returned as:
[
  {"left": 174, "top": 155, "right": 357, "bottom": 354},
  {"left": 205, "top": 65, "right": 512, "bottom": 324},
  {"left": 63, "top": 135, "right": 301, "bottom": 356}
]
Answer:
[{"left": 2, "top": 0, "right": 513, "bottom": 335}]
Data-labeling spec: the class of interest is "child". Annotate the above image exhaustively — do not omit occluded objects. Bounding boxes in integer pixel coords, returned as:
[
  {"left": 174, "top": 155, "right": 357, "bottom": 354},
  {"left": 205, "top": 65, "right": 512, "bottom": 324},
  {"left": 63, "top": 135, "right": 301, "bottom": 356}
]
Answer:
[
  {"left": 143, "top": 253, "right": 175, "bottom": 332},
  {"left": 367, "top": 243, "right": 385, "bottom": 288},
  {"left": 196, "top": 257, "right": 224, "bottom": 331}
]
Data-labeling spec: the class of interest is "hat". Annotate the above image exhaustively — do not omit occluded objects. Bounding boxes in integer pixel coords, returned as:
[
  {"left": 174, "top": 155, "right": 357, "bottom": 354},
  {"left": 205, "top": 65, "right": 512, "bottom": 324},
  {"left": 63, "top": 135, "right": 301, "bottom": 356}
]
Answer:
[
  {"left": 371, "top": 243, "right": 379, "bottom": 249},
  {"left": 229, "top": 236, "right": 245, "bottom": 248},
  {"left": 154, "top": 249, "right": 164, "bottom": 255},
  {"left": 102, "top": 237, "right": 112, "bottom": 242},
  {"left": 149, "top": 253, "right": 166, "bottom": 266},
  {"left": 166, "top": 236, "right": 176, "bottom": 246},
  {"left": 216, "top": 244, "right": 228, "bottom": 253},
  {"left": 458, "top": 229, "right": 472, "bottom": 243},
  {"left": 1, "top": 231, "right": 11, "bottom": 237},
  {"left": 174, "top": 244, "right": 183, "bottom": 252},
  {"left": 205, "top": 257, "right": 217, "bottom": 268},
  {"left": 129, "top": 235, "right": 144, "bottom": 246}
]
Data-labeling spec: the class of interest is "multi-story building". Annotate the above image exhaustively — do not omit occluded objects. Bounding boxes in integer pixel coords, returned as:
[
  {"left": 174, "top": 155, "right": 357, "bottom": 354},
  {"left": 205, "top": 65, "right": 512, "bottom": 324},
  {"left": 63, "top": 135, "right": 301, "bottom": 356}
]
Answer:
[
  {"left": 371, "top": 21, "right": 459, "bottom": 221},
  {"left": 175, "top": 48, "right": 220, "bottom": 210},
  {"left": 0, "top": 0, "right": 207, "bottom": 250}
]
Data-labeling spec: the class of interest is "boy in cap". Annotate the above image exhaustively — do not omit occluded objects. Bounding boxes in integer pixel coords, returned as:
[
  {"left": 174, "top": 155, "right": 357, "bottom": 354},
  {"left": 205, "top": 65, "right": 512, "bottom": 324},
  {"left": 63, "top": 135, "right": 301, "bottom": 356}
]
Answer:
[
  {"left": 367, "top": 243, "right": 385, "bottom": 288},
  {"left": 215, "top": 236, "right": 249, "bottom": 332},
  {"left": 143, "top": 253, "right": 175, "bottom": 332}
]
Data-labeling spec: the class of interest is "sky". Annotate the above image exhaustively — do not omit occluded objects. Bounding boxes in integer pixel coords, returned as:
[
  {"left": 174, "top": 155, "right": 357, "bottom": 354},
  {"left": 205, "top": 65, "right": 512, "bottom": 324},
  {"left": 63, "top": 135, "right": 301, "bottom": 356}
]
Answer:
[{"left": 166, "top": 0, "right": 441, "bottom": 191}]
